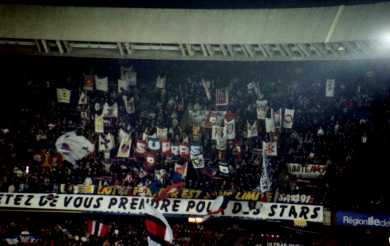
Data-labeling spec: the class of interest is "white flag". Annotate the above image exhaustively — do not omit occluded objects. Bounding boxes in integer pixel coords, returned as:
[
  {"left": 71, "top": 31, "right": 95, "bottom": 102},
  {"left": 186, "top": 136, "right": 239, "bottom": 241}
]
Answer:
[
  {"left": 55, "top": 132, "right": 94, "bottom": 165},
  {"left": 246, "top": 121, "right": 258, "bottom": 138},
  {"left": 123, "top": 96, "right": 135, "bottom": 114},
  {"left": 263, "top": 141, "right": 277, "bottom": 156},
  {"left": 78, "top": 91, "right": 88, "bottom": 105},
  {"left": 190, "top": 145, "right": 202, "bottom": 160},
  {"left": 120, "top": 66, "right": 137, "bottom": 87},
  {"left": 94, "top": 114, "right": 104, "bottom": 133},
  {"left": 56, "top": 88, "right": 71, "bottom": 104},
  {"left": 256, "top": 100, "right": 268, "bottom": 120},
  {"left": 192, "top": 154, "right": 205, "bottom": 169},
  {"left": 260, "top": 151, "right": 272, "bottom": 193},
  {"left": 156, "top": 128, "right": 168, "bottom": 140},
  {"left": 118, "top": 129, "right": 129, "bottom": 144},
  {"left": 224, "top": 119, "right": 235, "bottom": 140},
  {"left": 265, "top": 118, "right": 276, "bottom": 133},
  {"left": 326, "top": 79, "right": 335, "bottom": 97},
  {"left": 102, "top": 102, "right": 118, "bottom": 118},
  {"left": 201, "top": 79, "right": 211, "bottom": 100},
  {"left": 283, "top": 109, "right": 295, "bottom": 129},
  {"left": 156, "top": 76, "right": 166, "bottom": 89},
  {"left": 128, "top": 71, "right": 137, "bottom": 86},
  {"left": 117, "top": 135, "right": 132, "bottom": 158},
  {"left": 118, "top": 79, "right": 129, "bottom": 93},
  {"left": 95, "top": 76, "right": 108, "bottom": 92},
  {"left": 212, "top": 125, "right": 223, "bottom": 141},
  {"left": 273, "top": 109, "right": 282, "bottom": 129},
  {"left": 99, "top": 133, "right": 115, "bottom": 153},
  {"left": 171, "top": 145, "right": 179, "bottom": 156},
  {"left": 218, "top": 162, "right": 230, "bottom": 175},
  {"left": 148, "top": 138, "right": 161, "bottom": 152},
  {"left": 216, "top": 134, "right": 227, "bottom": 151}
]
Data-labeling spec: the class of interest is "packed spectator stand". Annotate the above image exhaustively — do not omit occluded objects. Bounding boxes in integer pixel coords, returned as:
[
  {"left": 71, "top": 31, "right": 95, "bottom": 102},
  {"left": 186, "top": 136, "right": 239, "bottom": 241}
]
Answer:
[{"left": 0, "top": 58, "right": 390, "bottom": 245}]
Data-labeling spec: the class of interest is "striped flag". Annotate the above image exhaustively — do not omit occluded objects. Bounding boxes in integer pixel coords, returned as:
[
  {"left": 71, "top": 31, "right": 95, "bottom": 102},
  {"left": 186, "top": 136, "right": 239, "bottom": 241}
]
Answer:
[
  {"left": 216, "top": 88, "right": 229, "bottom": 106},
  {"left": 87, "top": 220, "right": 109, "bottom": 237},
  {"left": 144, "top": 204, "right": 173, "bottom": 245},
  {"left": 260, "top": 151, "right": 272, "bottom": 193}
]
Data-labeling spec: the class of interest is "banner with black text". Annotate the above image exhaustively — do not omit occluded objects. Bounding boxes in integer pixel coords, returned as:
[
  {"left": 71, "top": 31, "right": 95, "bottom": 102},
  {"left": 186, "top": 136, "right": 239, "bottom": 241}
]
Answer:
[{"left": 0, "top": 193, "right": 323, "bottom": 222}]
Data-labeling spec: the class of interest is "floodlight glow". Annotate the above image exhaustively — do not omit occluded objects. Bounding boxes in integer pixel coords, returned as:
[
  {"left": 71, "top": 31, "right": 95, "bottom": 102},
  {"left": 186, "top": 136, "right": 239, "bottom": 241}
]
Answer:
[
  {"left": 380, "top": 33, "right": 390, "bottom": 47},
  {"left": 188, "top": 217, "right": 205, "bottom": 223}
]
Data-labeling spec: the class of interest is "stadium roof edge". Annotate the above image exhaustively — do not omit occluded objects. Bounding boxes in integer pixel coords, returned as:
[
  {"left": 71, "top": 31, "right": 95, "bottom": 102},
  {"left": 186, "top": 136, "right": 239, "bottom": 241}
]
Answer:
[
  {"left": 1, "top": 3, "right": 390, "bottom": 60},
  {"left": 0, "top": 0, "right": 388, "bottom": 9}
]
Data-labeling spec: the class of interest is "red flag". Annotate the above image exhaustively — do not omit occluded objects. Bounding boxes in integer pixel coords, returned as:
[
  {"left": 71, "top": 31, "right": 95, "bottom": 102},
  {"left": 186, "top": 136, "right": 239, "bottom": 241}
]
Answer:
[
  {"left": 179, "top": 144, "right": 189, "bottom": 159},
  {"left": 155, "top": 182, "right": 186, "bottom": 201},
  {"left": 161, "top": 140, "right": 171, "bottom": 156},
  {"left": 144, "top": 152, "right": 156, "bottom": 168},
  {"left": 144, "top": 204, "right": 173, "bottom": 244}
]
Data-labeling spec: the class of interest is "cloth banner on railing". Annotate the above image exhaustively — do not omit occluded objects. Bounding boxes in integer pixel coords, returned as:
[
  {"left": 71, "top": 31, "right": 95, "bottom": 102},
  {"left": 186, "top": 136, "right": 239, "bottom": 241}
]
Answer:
[
  {"left": 287, "top": 163, "right": 327, "bottom": 179},
  {"left": 0, "top": 193, "right": 323, "bottom": 222}
]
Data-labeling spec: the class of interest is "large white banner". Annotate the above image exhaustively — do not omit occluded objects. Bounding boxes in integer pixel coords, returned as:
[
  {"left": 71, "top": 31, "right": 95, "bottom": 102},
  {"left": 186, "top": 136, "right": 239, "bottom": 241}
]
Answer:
[{"left": 0, "top": 193, "right": 323, "bottom": 222}]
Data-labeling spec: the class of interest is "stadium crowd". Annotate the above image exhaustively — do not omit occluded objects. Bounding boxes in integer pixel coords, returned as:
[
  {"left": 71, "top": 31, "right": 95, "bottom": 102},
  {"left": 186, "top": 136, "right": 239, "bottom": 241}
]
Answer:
[
  {"left": 0, "top": 60, "right": 389, "bottom": 213},
  {"left": 0, "top": 214, "right": 315, "bottom": 246}
]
